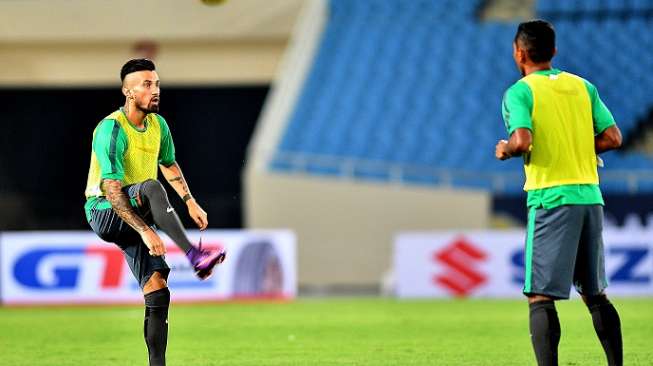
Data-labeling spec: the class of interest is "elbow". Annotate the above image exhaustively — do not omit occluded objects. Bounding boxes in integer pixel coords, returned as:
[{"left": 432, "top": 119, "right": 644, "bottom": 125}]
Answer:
[
  {"left": 515, "top": 141, "right": 531, "bottom": 154},
  {"left": 611, "top": 134, "right": 622, "bottom": 149},
  {"left": 607, "top": 127, "right": 623, "bottom": 149},
  {"left": 514, "top": 136, "right": 532, "bottom": 154},
  {"left": 605, "top": 126, "right": 623, "bottom": 149},
  {"left": 510, "top": 129, "right": 532, "bottom": 155}
]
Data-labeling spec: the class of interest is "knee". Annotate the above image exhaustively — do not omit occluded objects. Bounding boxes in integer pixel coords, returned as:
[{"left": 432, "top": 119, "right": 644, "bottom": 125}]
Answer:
[
  {"left": 527, "top": 294, "right": 554, "bottom": 305},
  {"left": 142, "top": 179, "right": 165, "bottom": 193},
  {"left": 143, "top": 271, "right": 168, "bottom": 294},
  {"left": 141, "top": 179, "right": 166, "bottom": 199},
  {"left": 144, "top": 287, "right": 170, "bottom": 308}
]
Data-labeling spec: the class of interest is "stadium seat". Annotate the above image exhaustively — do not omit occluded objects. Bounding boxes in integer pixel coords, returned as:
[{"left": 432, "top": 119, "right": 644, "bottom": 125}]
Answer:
[
  {"left": 270, "top": 0, "right": 653, "bottom": 193},
  {"left": 632, "top": 0, "right": 653, "bottom": 11}
]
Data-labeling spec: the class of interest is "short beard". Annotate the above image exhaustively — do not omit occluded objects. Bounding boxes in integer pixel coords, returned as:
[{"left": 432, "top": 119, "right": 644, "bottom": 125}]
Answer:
[{"left": 137, "top": 102, "right": 159, "bottom": 114}]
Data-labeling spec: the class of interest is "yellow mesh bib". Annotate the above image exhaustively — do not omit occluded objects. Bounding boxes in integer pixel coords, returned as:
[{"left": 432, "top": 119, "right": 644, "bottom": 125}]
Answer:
[
  {"left": 521, "top": 72, "right": 599, "bottom": 191},
  {"left": 85, "top": 110, "right": 161, "bottom": 198}
]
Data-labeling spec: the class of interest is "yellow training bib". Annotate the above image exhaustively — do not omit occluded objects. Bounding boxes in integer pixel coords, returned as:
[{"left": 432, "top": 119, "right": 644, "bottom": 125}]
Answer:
[{"left": 521, "top": 72, "right": 599, "bottom": 191}]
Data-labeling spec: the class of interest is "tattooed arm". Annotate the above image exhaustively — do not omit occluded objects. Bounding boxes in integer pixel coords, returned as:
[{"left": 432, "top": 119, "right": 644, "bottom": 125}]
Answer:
[
  {"left": 159, "top": 162, "right": 208, "bottom": 230},
  {"left": 103, "top": 179, "right": 166, "bottom": 255},
  {"left": 159, "top": 162, "right": 193, "bottom": 201},
  {"left": 103, "top": 179, "right": 150, "bottom": 232}
]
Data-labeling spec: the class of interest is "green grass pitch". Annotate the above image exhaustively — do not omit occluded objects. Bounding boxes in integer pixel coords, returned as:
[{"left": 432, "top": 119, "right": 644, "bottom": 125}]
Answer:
[{"left": 1, "top": 298, "right": 651, "bottom": 365}]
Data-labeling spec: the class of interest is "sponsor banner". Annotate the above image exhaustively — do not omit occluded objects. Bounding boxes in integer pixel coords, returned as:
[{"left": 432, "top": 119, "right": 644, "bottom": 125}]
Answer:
[
  {"left": 394, "top": 229, "right": 653, "bottom": 298},
  {"left": 0, "top": 230, "right": 296, "bottom": 305}
]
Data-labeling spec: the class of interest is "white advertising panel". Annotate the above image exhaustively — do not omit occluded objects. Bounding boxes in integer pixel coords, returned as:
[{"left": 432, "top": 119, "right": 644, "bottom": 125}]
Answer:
[
  {"left": 394, "top": 229, "right": 653, "bottom": 298},
  {"left": 0, "top": 230, "right": 296, "bottom": 305}
]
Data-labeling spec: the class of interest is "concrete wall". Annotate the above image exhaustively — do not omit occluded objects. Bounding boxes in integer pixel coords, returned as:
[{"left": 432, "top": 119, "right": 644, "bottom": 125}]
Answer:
[
  {"left": 245, "top": 171, "right": 490, "bottom": 289},
  {"left": 0, "top": 0, "right": 302, "bottom": 42},
  {"left": 0, "top": 0, "right": 303, "bottom": 85},
  {"left": 0, "top": 41, "right": 286, "bottom": 86}
]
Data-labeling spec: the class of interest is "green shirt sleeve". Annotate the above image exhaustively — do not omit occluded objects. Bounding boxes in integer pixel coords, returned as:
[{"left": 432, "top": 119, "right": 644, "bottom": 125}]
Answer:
[
  {"left": 93, "top": 119, "right": 127, "bottom": 180},
  {"left": 157, "top": 114, "right": 176, "bottom": 167},
  {"left": 502, "top": 80, "right": 533, "bottom": 135},
  {"left": 583, "top": 79, "right": 616, "bottom": 134}
]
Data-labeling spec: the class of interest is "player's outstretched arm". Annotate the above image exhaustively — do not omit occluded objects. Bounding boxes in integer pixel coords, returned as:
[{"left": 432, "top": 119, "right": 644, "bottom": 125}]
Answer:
[
  {"left": 159, "top": 162, "right": 208, "bottom": 230},
  {"left": 495, "top": 128, "right": 532, "bottom": 160},
  {"left": 595, "top": 125, "right": 622, "bottom": 154},
  {"left": 103, "top": 179, "right": 166, "bottom": 256}
]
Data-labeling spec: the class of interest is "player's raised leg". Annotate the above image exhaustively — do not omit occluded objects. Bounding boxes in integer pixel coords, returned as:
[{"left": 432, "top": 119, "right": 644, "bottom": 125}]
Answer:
[{"left": 134, "top": 179, "right": 226, "bottom": 279}]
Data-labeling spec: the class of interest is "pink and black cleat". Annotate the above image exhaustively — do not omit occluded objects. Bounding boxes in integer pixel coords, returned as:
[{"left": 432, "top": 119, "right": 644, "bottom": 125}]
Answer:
[{"left": 186, "top": 242, "right": 226, "bottom": 280}]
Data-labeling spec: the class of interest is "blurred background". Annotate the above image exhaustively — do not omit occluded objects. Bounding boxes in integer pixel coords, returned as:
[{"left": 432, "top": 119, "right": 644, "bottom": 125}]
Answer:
[{"left": 0, "top": 0, "right": 652, "bottom": 298}]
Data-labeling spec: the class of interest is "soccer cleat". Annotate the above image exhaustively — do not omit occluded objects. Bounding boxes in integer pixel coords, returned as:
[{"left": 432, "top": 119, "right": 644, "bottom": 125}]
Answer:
[{"left": 186, "top": 241, "right": 226, "bottom": 280}]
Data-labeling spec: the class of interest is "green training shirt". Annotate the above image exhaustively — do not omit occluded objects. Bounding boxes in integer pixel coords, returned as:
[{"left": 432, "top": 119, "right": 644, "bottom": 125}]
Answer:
[
  {"left": 84, "top": 108, "right": 176, "bottom": 218},
  {"left": 501, "top": 69, "right": 616, "bottom": 209}
]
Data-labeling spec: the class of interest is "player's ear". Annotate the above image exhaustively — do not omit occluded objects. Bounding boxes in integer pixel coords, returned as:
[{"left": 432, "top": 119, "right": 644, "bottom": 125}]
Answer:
[
  {"left": 513, "top": 42, "right": 524, "bottom": 63},
  {"left": 516, "top": 47, "right": 527, "bottom": 64},
  {"left": 552, "top": 47, "right": 557, "bottom": 57},
  {"left": 123, "top": 87, "right": 134, "bottom": 100}
]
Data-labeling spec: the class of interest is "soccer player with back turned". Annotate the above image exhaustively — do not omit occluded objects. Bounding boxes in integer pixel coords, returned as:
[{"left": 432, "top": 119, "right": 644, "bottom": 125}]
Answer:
[
  {"left": 496, "top": 21, "right": 624, "bottom": 366},
  {"left": 84, "top": 59, "right": 226, "bottom": 366}
]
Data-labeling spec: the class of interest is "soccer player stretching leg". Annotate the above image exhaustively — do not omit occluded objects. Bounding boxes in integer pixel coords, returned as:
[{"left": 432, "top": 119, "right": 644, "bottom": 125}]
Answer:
[
  {"left": 496, "top": 21, "right": 623, "bottom": 366},
  {"left": 84, "top": 59, "right": 226, "bottom": 366}
]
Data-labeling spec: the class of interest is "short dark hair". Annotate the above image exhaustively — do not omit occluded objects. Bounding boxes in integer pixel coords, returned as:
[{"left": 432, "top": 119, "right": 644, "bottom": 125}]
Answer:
[
  {"left": 120, "top": 58, "right": 156, "bottom": 82},
  {"left": 514, "top": 20, "right": 556, "bottom": 63}
]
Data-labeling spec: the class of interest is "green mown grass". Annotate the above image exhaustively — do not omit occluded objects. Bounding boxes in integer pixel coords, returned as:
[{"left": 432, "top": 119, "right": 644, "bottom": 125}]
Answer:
[{"left": 1, "top": 298, "right": 651, "bottom": 365}]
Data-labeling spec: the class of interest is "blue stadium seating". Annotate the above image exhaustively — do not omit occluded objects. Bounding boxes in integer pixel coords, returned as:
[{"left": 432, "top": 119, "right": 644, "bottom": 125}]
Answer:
[
  {"left": 537, "top": 0, "right": 653, "bottom": 13},
  {"left": 271, "top": 0, "right": 653, "bottom": 193}
]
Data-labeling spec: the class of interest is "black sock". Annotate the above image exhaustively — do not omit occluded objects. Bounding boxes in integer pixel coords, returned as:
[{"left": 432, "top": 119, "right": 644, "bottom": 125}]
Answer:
[
  {"left": 144, "top": 287, "right": 170, "bottom": 366},
  {"left": 586, "top": 295, "right": 623, "bottom": 366},
  {"left": 140, "top": 179, "right": 193, "bottom": 253},
  {"left": 529, "top": 300, "right": 560, "bottom": 366}
]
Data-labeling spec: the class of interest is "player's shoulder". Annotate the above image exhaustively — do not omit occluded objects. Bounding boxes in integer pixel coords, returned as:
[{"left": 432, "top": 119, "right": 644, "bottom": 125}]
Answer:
[
  {"left": 558, "top": 70, "right": 593, "bottom": 85},
  {"left": 100, "top": 109, "right": 123, "bottom": 123},
  {"left": 561, "top": 70, "right": 586, "bottom": 82},
  {"left": 94, "top": 110, "right": 126, "bottom": 138},
  {"left": 96, "top": 109, "right": 122, "bottom": 128},
  {"left": 562, "top": 72, "right": 598, "bottom": 95},
  {"left": 96, "top": 117, "right": 120, "bottom": 134},
  {"left": 504, "top": 79, "right": 532, "bottom": 100},
  {"left": 92, "top": 116, "right": 127, "bottom": 148},
  {"left": 149, "top": 113, "right": 171, "bottom": 134},
  {"left": 508, "top": 79, "right": 530, "bottom": 89}
]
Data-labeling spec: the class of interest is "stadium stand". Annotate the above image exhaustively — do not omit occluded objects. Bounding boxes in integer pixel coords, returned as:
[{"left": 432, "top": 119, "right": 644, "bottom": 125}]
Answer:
[{"left": 271, "top": 0, "right": 653, "bottom": 193}]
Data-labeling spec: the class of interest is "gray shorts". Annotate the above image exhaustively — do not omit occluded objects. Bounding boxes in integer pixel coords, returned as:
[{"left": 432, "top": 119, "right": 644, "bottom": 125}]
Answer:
[
  {"left": 86, "top": 182, "right": 170, "bottom": 289},
  {"left": 523, "top": 204, "right": 608, "bottom": 299}
]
